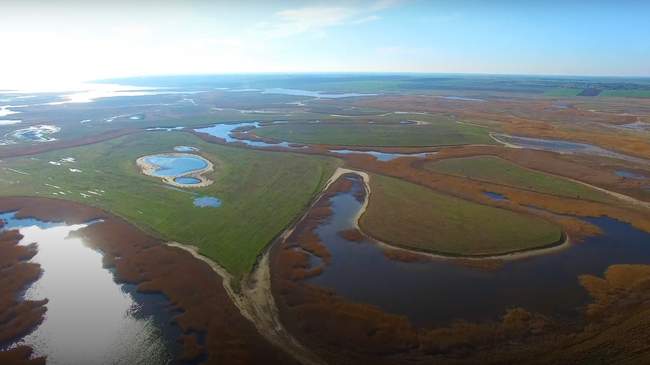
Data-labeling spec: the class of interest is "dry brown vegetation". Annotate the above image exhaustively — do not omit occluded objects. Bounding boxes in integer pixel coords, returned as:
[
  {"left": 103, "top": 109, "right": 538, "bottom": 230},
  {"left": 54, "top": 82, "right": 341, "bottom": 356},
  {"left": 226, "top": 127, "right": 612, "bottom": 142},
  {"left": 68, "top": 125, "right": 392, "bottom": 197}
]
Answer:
[
  {"left": 353, "top": 95, "right": 650, "bottom": 158},
  {"left": 271, "top": 177, "right": 650, "bottom": 364},
  {"left": 0, "top": 222, "right": 47, "bottom": 365}
]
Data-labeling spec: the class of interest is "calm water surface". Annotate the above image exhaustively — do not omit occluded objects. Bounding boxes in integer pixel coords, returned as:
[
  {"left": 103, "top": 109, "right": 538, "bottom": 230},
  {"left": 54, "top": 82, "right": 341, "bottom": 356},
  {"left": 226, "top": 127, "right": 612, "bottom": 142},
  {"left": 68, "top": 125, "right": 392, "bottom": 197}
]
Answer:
[
  {"left": 0, "top": 212, "right": 180, "bottom": 365},
  {"left": 493, "top": 133, "right": 650, "bottom": 165},
  {"left": 307, "top": 175, "right": 650, "bottom": 326},
  {"left": 144, "top": 155, "right": 207, "bottom": 177},
  {"left": 329, "top": 149, "right": 433, "bottom": 161},
  {"left": 193, "top": 196, "right": 222, "bottom": 207},
  {"left": 194, "top": 121, "right": 304, "bottom": 149}
]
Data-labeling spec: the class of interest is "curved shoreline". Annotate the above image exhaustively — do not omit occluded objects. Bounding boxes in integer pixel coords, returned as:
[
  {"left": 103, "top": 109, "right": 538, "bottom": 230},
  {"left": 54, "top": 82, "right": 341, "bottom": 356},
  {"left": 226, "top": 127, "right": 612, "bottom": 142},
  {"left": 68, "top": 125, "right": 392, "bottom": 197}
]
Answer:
[
  {"left": 136, "top": 152, "right": 214, "bottom": 188},
  {"left": 342, "top": 168, "right": 573, "bottom": 261}
]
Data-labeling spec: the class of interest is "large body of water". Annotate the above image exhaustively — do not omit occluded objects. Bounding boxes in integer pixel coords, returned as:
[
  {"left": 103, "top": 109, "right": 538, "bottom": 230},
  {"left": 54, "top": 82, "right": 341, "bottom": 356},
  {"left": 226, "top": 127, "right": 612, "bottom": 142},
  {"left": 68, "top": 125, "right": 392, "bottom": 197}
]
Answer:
[
  {"left": 143, "top": 155, "right": 207, "bottom": 177},
  {"left": 0, "top": 212, "right": 179, "bottom": 364},
  {"left": 306, "top": 175, "right": 650, "bottom": 326}
]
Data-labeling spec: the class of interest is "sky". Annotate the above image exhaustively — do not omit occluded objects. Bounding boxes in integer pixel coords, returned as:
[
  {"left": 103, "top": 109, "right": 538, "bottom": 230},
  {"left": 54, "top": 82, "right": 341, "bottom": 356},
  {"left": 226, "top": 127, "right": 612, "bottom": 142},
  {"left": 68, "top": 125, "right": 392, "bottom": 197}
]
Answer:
[{"left": 2, "top": 0, "right": 649, "bottom": 89}]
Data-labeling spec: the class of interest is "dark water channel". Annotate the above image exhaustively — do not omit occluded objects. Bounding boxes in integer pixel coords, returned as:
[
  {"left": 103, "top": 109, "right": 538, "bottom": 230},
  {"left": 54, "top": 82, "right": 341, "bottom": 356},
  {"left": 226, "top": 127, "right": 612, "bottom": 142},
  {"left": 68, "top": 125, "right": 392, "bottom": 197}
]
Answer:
[{"left": 306, "top": 175, "right": 650, "bottom": 326}]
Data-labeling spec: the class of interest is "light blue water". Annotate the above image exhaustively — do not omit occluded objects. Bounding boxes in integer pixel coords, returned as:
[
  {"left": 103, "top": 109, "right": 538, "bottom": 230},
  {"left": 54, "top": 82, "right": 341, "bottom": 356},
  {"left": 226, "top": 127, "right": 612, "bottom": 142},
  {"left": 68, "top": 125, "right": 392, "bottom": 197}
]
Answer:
[
  {"left": 329, "top": 149, "right": 431, "bottom": 161},
  {"left": 194, "top": 121, "right": 305, "bottom": 149},
  {"left": 439, "top": 96, "right": 485, "bottom": 102},
  {"left": 144, "top": 155, "right": 207, "bottom": 177},
  {"left": 261, "top": 88, "right": 375, "bottom": 98},
  {"left": 193, "top": 196, "right": 222, "bottom": 208},
  {"left": 174, "top": 176, "right": 201, "bottom": 185},
  {"left": 173, "top": 145, "right": 198, "bottom": 152},
  {"left": 615, "top": 170, "right": 647, "bottom": 179}
]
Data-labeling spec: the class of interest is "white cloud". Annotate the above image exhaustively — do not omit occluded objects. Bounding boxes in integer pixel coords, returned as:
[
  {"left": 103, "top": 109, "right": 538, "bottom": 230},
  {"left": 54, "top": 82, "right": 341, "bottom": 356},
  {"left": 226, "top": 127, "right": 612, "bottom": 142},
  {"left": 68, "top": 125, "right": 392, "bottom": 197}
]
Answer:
[
  {"left": 256, "top": 1, "right": 401, "bottom": 39},
  {"left": 351, "top": 15, "right": 381, "bottom": 25}
]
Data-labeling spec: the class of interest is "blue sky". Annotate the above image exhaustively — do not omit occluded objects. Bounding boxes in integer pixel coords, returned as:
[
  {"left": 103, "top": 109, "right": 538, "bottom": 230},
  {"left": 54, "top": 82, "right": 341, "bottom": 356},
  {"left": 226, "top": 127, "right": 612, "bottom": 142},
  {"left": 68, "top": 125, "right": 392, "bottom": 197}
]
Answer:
[{"left": 1, "top": 0, "right": 649, "bottom": 88}]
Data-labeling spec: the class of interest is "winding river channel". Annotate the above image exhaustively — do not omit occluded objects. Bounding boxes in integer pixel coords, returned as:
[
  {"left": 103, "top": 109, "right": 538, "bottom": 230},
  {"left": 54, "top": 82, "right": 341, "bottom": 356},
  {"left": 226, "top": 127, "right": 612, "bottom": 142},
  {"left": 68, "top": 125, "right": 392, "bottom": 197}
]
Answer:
[{"left": 305, "top": 174, "right": 650, "bottom": 326}]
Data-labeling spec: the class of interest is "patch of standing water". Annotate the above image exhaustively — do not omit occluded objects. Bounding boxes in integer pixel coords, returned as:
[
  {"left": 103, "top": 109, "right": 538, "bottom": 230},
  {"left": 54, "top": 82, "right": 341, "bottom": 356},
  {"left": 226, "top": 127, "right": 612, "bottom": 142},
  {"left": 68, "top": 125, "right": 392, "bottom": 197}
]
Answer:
[
  {"left": 329, "top": 149, "right": 433, "bottom": 161},
  {"left": 193, "top": 196, "right": 221, "bottom": 208},
  {"left": 261, "top": 88, "right": 375, "bottom": 98},
  {"left": 143, "top": 155, "right": 207, "bottom": 177},
  {"left": 306, "top": 175, "right": 650, "bottom": 326},
  {"left": 436, "top": 96, "right": 486, "bottom": 102},
  {"left": 0, "top": 212, "right": 180, "bottom": 364},
  {"left": 615, "top": 170, "right": 647, "bottom": 179},
  {"left": 146, "top": 126, "right": 184, "bottom": 132},
  {"left": 5, "top": 125, "right": 60, "bottom": 143},
  {"left": 173, "top": 146, "right": 199, "bottom": 152},
  {"left": 194, "top": 122, "right": 305, "bottom": 149},
  {"left": 174, "top": 176, "right": 201, "bottom": 185},
  {"left": 484, "top": 191, "right": 508, "bottom": 201},
  {"left": 492, "top": 133, "right": 650, "bottom": 165}
]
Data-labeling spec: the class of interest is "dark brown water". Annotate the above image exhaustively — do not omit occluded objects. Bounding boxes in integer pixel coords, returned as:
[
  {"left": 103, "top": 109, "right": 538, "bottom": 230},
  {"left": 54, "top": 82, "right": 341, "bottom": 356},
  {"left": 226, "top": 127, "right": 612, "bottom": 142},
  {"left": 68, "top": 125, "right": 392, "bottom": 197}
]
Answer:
[{"left": 307, "top": 175, "right": 650, "bottom": 326}]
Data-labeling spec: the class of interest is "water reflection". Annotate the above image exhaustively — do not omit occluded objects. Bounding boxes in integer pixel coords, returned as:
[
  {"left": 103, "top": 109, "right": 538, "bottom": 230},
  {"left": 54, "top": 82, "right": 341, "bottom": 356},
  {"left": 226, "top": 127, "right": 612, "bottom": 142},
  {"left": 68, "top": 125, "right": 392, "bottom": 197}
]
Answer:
[
  {"left": 0, "top": 212, "right": 179, "bottom": 365},
  {"left": 307, "top": 175, "right": 650, "bottom": 326}
]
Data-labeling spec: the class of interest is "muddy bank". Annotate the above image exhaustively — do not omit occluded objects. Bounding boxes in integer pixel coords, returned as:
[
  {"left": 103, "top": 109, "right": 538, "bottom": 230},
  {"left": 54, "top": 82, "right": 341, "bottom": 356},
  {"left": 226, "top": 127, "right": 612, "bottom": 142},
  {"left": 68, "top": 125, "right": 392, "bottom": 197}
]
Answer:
[
  {"left": 270, "top": 174, "right": 650, "bottom": 364},
  {"left": 0, "top": 197, "right": 296, "bottom": 365}
]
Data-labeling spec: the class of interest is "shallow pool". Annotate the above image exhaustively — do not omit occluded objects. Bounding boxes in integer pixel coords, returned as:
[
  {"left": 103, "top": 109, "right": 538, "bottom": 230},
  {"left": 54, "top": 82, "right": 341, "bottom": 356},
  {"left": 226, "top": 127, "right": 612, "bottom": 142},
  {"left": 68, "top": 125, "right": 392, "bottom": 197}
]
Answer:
[
  {"left": 193, "top": 196, "right": 222, "bottom": 208},
  {"left": 144, "top": 155, "right": 207, "bottom": 177},
  {"left": 174, "top": 176, "right": 201, "bottom": 185},
  {"left": 329, "top": 149, "right": 433, "bottom": 161},
  {"left": 493, "top": 133, "right": 650, "bottom": 165}
]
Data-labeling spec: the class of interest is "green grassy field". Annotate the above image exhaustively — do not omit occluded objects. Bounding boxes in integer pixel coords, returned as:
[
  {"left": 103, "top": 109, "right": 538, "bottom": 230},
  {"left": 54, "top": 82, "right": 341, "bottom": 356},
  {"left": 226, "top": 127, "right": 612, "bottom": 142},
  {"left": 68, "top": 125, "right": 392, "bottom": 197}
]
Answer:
[
  {"left": 0, "top": 131, "right": 340, "bottom": 277},
  {"left": 360, "top": 174, "right": 563, "bottom": 256},
  {"left": 254, "top": 119, "right": 494, "bottom": 147},
  {"left": 543, "top": 88, "right": 584, "bottom": 97},
  {"left": 599, "top": 90, "right": 650, "bottom": 98},
  {"left": 425, "top": 156, "right": 614, "bottom": 203}
]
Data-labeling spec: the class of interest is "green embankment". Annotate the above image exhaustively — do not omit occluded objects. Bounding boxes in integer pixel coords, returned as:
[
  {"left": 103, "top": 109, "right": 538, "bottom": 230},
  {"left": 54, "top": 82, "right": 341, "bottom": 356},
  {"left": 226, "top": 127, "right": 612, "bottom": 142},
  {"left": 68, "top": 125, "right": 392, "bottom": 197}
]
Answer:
[
  {"left": 254, "top": 119, "right": 494, "bottom": 147},
  {"left": 360, "top": 174, "right": 563, "bottom": 256},
  {"left": 0, "top": 132, "right": 340, "bottom": 277},
  {"left": 425, "top": 156, "right": 613, "bottom": 203}
]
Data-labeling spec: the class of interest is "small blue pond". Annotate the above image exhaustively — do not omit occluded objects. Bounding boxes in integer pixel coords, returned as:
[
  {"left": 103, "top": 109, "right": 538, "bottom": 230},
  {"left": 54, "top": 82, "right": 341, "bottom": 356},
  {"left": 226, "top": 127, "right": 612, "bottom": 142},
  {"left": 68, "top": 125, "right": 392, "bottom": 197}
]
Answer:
[
  {"left": 329, "top": 149, "right": 431, "bottom": 161},
  {"left": 484, "top": 191, "right": 508, "bottom": 201},
  {"left": 193, "top": 196, "right": 222, "bottom": 208},
  {"left": 144, "top": 155, "right": 207, "bottom": 177},
  {"left": 174, "top": 177, "right": 201, "bottom": 185},
  {"left": 615, "top": 170, "right": 646, "bottom": 179},
  {"left": 173, "top": 146, "right": 198, "bottom": 152}
]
